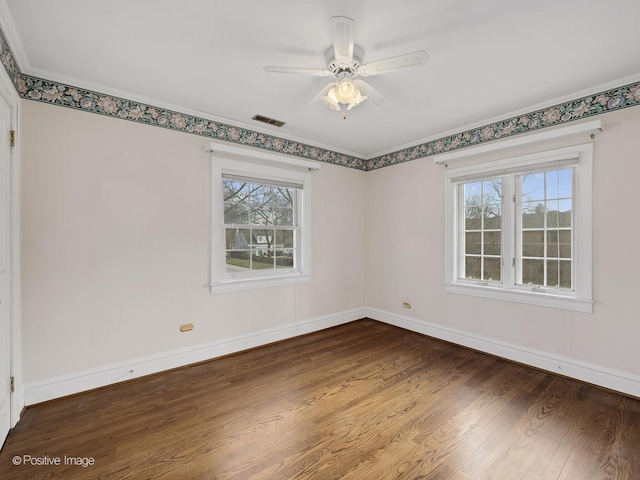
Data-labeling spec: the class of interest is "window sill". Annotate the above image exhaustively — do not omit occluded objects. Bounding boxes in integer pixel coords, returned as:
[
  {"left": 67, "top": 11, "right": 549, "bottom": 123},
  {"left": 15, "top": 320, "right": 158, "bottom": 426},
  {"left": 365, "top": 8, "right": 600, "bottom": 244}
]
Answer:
[
  {"left": 444, "top": 283, "right": 593, "bottom": 313},
  {"left": 210, "top": 273, "right": 311, "bottom": 294}
]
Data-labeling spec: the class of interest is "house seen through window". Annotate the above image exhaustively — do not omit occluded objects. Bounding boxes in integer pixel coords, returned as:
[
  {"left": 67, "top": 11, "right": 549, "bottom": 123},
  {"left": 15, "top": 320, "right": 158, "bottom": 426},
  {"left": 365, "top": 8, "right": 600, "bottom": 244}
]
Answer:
[{"left": 223, "top": 176, "right": 298, "bottom": 274}]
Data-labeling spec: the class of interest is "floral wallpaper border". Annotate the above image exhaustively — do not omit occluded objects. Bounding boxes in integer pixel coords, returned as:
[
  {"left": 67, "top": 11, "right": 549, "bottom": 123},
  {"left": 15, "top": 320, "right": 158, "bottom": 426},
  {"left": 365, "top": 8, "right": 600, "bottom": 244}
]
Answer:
[
  {"left": 1, "top": 23, "right": 639, "bottom": 172},
  {"left": 0, "top": 20, "right": 21, "bottom": 92},
  {"left": 366, "top": 80, "right": 640, "bottom": 171},
  {"left": 18, "top": 74, "right": 367, "bottom": 170}
]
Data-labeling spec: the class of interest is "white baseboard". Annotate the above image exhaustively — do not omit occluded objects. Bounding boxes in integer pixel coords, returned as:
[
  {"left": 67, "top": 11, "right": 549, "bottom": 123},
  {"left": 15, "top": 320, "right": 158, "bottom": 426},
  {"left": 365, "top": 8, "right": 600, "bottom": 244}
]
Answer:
[
  {"left": 23, "top": 307, "right": 366, "bottom": 405},
  {"left": 23, "top": 306, "right": 640, "bottom": 405},
  {"left": 367, "top": 307, "right": 640, "bottom": 398}
]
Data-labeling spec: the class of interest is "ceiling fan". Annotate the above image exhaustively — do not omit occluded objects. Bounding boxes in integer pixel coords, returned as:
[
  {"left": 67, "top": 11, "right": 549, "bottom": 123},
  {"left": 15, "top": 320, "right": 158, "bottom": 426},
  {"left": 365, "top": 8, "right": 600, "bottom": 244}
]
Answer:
[{"left": 264, "top": 16, "right": 429, "bottom": 116}]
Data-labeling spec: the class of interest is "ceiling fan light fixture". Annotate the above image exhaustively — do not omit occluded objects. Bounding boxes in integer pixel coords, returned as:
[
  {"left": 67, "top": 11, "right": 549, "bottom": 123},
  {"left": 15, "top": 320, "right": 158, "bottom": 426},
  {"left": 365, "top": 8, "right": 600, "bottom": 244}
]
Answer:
[
  {"left": 346, "top": 91, "right": 367, "bottom": 110},
  {"left": 320, "top": 93, "right": 341, "bottom": 111},
  {"left": 335, "top": 78, "right": 356, "bottom": 102},
  {"left": 322, "top": 78, "right": 367, "bottom": 112}
]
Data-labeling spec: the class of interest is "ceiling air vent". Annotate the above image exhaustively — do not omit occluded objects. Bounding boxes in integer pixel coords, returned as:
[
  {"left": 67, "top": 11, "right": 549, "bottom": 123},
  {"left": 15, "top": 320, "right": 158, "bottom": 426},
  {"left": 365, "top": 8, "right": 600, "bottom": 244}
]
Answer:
[{"left": 252, "top": 114, "right": 286, "bottom": 127}]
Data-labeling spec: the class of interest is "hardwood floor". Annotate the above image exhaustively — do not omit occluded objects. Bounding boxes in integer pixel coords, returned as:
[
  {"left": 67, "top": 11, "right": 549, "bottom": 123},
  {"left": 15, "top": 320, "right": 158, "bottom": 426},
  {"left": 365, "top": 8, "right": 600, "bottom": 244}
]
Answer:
[{"left": 1, "top": 319, "right": 639, "bottom": 479}]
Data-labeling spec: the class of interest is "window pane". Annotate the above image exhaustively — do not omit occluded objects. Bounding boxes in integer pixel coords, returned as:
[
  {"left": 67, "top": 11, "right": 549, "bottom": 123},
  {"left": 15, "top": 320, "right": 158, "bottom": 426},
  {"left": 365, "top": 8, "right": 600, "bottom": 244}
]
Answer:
[
  {"left": 559, "top": 260, "right": 572, "bottom": 289},
  {"left": 274, "top": 187, "right": 295, "bottom": 207},
  {"left": 249, "top": 184, "right": 268, "bottom": 204},
  {"left": 545, "top": 170, "right": 559, "bottom": 199},
  {"left": 225, "top": 250, "right": 250, "bottom": 273},
  {"left": 250, "top": 204, "right": 275, "bottom": 225},
  {"left": 483, "top": 179, "right": 502, "bottom": 205},
  {"left": 275, "top": 230, "right": 295, "bottom": 269},
  {"left": 251, "top": 252, "right": 274, "bottom": 269},
  {"left": 273, "top": 207, "right": 294, "bottom": 226},
  {"left": 522, "top": 173, "right": 545, "bottom": 201},
  {"left": 547, "top": 169, "right": 572, "bottom": 199},
  {"left": 276, "top": 229, "right": 294, "bottom": 248},
  {"left": 465, "top": 232, "right": 481, "bottom": 254},
  {"left": 252, "top": 229, "right": 273, "bottom": 256},
  {"left": 547, "top": 260, "right": 559, "bottom": 287},
  {"left": 484, "top": 204, "right": 501, "bottom": 229},
  {"left": 252, "top": 227, "right": 275, "bottom": 270},
  {"left": 226, "top": 228, "right": 250, "bottom": 250},
  {"left": 465, "top": 256, "right": 481, "bottom": 279},
  {"left": 559, "top": 230, "right": 571, "bottom": 258},
  {"left": 275, "top": 250, "right": 294, "bottom": 269},
  {"left": 465, "top": 208, "right": 481, "bottom": 230},
  {"left": 275, "top": 229, "right": 295, "bottom": 270},
  {"left": 484, "top": 231, "right": 501, "bottom": 255},
  {"left": 558, "top": 199, "right": 572, "bottom": 227},
  {"left": 250, "top": 185, "right": 274, "bottom": 225},
  {"left": 223, "top": 180, "right": 249, "bottom": 202},
  {"left": 522, "top": 201, "right": 545, "bottom": 228},
  {"left": 546, "top": 200, "right": 559, "bottom": 228},
  {"left": 522, "top": 230, "right": 544, "bottom": 257},
  {"left": 224, "top": 202, "right": 249, "bottom": 224},
  {"left": 464, "top": 182, "right": 482, "bottom": 203},
  {"left": 522, "top": 259, "right": 544, "bottom": 285},
  {"left": 483, "top": 257, "right": 501, "bottom": 282},
  {"left": 547, "top": 259, "right": 571, "bottom": 289}
]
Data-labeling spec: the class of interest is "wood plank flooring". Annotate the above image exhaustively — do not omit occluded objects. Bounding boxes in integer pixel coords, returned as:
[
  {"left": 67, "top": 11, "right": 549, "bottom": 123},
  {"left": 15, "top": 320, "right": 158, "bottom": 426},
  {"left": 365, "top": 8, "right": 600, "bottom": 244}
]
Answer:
[{"left": 1, "top": 319, "right": 639, "bottom": 479}]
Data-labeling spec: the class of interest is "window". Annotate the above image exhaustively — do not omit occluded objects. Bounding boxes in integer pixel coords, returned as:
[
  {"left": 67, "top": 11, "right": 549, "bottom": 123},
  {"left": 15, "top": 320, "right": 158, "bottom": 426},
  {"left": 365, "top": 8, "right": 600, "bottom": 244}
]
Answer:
[
  {"left": 445, "top": 144, "right": 593, "bottom": 312},
  {"left": 210, "top": 154, "right": 313, "bottom": 293},
  {"left": 223, "top": 174, "right": 299, "bottom": 272}
]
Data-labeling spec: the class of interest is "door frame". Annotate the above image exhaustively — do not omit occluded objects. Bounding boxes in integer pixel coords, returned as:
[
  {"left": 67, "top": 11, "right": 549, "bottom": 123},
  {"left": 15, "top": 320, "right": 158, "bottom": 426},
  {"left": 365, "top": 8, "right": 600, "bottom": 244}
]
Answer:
[{"left": 0, "top": 64, "right": 22, "bottom": 429}]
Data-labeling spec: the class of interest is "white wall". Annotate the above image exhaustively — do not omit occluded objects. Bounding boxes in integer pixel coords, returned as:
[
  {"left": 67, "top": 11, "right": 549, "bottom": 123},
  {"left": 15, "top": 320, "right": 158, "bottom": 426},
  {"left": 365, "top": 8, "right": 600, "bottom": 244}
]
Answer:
[
  {"left": 365, "top": 106, "right": 640, "bottom": 379},
  {"left": 20, "top": 101, "right": 366, "bottom": 386}
]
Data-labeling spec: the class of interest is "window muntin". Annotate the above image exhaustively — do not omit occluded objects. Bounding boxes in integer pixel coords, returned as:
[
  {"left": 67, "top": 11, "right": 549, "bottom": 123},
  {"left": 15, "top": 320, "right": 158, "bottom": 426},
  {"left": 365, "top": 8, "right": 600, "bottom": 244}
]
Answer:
[{"left": 223, "top": 176, "right": 300, "bottom": 277}]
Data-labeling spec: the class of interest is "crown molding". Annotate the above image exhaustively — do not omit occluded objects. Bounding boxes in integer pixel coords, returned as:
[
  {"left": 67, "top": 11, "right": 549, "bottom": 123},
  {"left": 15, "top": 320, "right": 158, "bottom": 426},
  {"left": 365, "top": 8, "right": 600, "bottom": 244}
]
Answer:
[{"left": 0, "top": 0, "right": 28, "bottom": 72}]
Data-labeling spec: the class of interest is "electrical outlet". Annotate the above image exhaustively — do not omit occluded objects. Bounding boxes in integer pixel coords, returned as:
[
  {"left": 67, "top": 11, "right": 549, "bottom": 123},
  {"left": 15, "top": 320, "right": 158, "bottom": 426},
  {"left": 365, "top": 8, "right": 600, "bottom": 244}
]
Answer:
[
  {"left": 402, "top": 302, "right": 412, "bottom": 309},
  {"left": 179, "top": 323, "right": 194, "bottom": 332}
]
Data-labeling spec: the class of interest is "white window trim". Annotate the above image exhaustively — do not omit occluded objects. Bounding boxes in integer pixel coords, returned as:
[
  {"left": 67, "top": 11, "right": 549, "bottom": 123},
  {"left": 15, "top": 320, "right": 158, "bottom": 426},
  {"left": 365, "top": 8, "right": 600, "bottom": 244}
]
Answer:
[
  {"left": 209, "top": 147, "right": 316, "bottom": 294},
  {"left": 444, "top": 143, "right": 594, "bottom": 313}
]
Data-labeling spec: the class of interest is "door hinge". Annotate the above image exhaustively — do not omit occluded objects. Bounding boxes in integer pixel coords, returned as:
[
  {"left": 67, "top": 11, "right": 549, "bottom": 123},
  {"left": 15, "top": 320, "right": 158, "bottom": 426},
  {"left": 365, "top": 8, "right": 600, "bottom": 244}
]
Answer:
[
  {"left": 512, "top": 194, "right": 516, "bottom": 203},
  {"left": 10, "top": 376, "right": 14, "bottom": 393},
  {"left": 10, "top": 130, "right": 15, "bottom": 147}
]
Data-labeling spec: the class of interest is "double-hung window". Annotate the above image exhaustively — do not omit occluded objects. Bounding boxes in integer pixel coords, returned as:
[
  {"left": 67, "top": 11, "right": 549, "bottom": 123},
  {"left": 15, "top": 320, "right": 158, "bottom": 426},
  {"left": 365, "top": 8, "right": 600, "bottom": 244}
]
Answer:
[
  {"left": 445, "top": 143, "right": 593, "bottom": 312},
  {"left": 210, "top": 148, "right": 314, "bottom": 293},
  {"left": 223, "top": 174, "right": 299, "bottom": 273}
]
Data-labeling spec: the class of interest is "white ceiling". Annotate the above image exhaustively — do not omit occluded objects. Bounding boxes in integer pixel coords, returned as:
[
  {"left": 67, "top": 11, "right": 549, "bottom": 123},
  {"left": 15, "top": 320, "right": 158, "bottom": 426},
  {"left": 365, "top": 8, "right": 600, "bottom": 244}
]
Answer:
[{"left": 3, "top": 0, "right": 640, "bottom": 158}]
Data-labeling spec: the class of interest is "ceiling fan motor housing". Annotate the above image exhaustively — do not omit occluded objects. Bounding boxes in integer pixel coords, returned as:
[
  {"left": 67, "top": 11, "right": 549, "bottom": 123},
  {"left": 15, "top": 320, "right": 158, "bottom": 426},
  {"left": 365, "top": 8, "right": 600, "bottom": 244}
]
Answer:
[{"left": 325, "top": 44, "right": 364, "bottom": 77}]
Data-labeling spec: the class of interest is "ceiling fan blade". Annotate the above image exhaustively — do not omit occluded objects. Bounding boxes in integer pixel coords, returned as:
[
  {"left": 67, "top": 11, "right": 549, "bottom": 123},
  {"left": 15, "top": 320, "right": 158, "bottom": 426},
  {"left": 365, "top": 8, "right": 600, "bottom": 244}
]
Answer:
[
  {"left": 331, "top": 16, "right": 355, "bottom": 64},
  {"left": 353, "top": 79, "right": 385, "bottom": 105},
  {"left": 264, "top": 66, "right": 332, "bottom": 76},
  {"left": 357, "top": 50, "right": 429, "bottom": 76}
]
